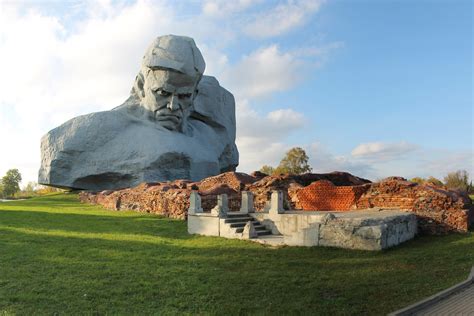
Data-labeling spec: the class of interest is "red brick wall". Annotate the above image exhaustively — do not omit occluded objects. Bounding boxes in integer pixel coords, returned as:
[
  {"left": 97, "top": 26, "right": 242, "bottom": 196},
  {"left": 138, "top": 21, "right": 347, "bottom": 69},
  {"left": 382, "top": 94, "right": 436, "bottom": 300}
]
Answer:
[
  {"left": 293, "top": 179, "right": 472, "bottom": 234},
  {"left": 295, "top": 180, "right": 369, "bottom": 211}
]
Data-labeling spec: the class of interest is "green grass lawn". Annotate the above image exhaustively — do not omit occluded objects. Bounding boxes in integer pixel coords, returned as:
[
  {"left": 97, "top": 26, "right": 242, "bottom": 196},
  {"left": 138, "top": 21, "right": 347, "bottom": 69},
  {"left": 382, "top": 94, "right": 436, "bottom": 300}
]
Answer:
[{"left": 0, "top": 194, "right": 473, "bottom": 315}]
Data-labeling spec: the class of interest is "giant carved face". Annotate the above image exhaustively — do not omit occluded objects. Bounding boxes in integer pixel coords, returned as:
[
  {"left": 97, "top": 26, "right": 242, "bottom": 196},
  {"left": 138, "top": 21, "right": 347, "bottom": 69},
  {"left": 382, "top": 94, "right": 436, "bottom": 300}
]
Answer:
[{"left": 141, "top": 68, "right": 198, "bottom": 131}]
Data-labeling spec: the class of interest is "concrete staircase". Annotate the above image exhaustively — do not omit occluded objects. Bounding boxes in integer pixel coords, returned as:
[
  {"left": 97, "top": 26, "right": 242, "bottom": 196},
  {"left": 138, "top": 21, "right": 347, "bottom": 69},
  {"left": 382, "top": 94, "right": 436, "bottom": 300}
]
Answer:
[{"left": 224, "top": 213, "right": 272, "bottom": 237}]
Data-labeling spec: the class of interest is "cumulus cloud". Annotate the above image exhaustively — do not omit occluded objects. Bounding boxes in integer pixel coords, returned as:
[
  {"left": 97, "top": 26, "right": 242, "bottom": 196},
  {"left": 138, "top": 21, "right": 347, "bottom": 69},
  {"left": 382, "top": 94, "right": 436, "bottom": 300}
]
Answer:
[
  {"left": 244, "top": 0, "right": 324, "bottom": 38},
  {"left": 351, "top": 141, "right": 419, "bottom": 161},
  {"left": 235, "top": 100, "right": 307, "bottom": 172},
  {"left": 223, "top": 45, "right": 302, "bottom": 99},
  {"left": 237, "top": 102, "right": 306, "bottom": 138},
  {"left": 307, "top": 143, "right": 375, "bottom": 179}
]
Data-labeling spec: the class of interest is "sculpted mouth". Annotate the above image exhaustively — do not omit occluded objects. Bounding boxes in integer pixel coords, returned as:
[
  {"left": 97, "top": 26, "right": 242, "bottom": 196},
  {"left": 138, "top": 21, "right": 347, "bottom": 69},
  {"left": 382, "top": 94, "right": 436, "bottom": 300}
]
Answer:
[{"left": 154, "top": 112, "right": 181, "bottom": 123}]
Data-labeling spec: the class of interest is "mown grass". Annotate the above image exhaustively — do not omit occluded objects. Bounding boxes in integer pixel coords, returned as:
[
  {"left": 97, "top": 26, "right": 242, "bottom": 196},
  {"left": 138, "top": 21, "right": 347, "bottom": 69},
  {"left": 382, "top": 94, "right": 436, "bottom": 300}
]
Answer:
[{"left": 0, "top": 194, "right": 473, "bottom": 315}]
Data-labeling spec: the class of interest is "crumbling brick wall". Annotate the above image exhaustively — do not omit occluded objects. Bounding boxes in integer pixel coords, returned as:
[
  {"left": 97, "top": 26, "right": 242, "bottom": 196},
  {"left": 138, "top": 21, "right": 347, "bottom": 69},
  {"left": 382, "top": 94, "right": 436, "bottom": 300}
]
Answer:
[
  {"left": 292, "top": 177, "right": 472, "bottom": 234},
  {"left": 295, "top": 180, "right": 369, "bottom": 211},
  {"left": 355, "top": 178, "right": 472, "bottom": 234},
  {"left": 78, "top": 173, "right": 250, "bottom": 218},
  {"left": 78, "top": 172, "right": 473, "bottom": 235}
]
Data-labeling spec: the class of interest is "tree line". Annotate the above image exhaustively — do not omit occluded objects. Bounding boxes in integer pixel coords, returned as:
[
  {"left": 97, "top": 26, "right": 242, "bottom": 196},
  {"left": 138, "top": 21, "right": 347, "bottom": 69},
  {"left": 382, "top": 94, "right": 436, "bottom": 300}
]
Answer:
[
  {"left": 260, "top": 148, "right": 473, "bottom": 193},
  {"left": 0, "top": 169, "right": 62, "bottom": 199},
  {"left": 1, "top": 155, "right": 472, "bottom": 198}
]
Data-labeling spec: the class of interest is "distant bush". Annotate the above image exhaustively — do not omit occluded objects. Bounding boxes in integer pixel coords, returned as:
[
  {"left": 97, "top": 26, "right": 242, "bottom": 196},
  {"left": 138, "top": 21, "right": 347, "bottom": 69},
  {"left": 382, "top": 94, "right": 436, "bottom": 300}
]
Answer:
[
  {"left": 259, "top": 165, "right": 275, "bottom": 176},
  {"left": 410, "top": 177, "right": 425, "bottom": 184},
  {"left": 426, "top": 176, "right": 443, "bottom": 187},
  {"left": 444, "top": 170, "right": 471, "bottom": 192},
  {"left": 15, "top": 182, "right": 66, "bottom": 198}
]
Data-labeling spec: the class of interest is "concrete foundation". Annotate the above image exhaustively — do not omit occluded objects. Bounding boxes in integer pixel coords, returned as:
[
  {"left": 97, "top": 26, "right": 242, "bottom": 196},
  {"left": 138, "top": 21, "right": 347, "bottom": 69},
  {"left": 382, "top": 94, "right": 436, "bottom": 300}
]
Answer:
[
  {"left": 252, "top": 209, "right": 417, "bottom": 250},
  {"left": 188, "top": 191, "right": 417, "bottom": 250}
]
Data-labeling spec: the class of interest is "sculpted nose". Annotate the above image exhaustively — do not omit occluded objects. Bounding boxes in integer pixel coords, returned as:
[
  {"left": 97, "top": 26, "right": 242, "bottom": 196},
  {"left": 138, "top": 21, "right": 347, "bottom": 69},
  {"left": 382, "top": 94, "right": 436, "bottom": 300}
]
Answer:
[{"left": 167, "top": 95, "right": 180, "bottom": 111}]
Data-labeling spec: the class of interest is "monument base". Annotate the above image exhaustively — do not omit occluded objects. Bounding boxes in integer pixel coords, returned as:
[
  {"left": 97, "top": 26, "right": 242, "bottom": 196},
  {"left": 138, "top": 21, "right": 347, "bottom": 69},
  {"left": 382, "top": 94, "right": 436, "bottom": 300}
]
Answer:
[{"left": 189, "top": 209, "right": 416, "bottom": 251}]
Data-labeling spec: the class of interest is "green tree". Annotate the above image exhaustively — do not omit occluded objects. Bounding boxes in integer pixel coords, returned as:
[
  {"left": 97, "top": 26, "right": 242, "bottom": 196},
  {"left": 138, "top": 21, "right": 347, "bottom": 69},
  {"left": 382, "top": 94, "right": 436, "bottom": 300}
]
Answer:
[
  {"left": 275, "top": 147, "right": 312, "bottom": 175},
  {"left": 23, "top": 181, "right": 37, "bottom": 193},
  {"left": 444, "top": 170, "right": 470, "bottom": 192},
  {"left": 410, "top": 177, "right": 425, "bottom": 184},
  {"left": 426, "top": 176, "right": 443, "bottom": 187},
  {"left": 259, "top": 165, "right": 275, "bottom": 176},
  {"left": 1, "top": 169, "right": 22, "bottom": 198}
]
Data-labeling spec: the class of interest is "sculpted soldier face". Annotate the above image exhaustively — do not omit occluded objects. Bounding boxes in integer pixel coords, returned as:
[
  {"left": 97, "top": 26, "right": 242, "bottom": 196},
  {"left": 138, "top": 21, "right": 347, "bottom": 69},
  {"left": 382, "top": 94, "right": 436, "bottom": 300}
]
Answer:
[
  {"left": 130, "top": 35, "right": 206, "bottom": 131},
  {"left": 141, "top": 68, "right": 198, "bottom": 131}
]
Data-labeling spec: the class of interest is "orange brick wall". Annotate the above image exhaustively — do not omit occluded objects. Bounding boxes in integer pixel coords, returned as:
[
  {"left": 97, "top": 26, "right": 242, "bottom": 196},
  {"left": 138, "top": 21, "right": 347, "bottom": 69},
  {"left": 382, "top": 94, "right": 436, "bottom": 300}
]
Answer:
[{"left": 295, "top": 180, "right": 369, "bottom": 211}]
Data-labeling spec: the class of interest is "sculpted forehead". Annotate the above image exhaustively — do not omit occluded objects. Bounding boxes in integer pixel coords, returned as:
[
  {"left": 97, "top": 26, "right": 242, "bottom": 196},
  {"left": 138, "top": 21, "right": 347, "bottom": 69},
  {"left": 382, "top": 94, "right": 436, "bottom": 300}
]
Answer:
[{"left": 145, "top": 69, "right": 197, "bottom": 93}]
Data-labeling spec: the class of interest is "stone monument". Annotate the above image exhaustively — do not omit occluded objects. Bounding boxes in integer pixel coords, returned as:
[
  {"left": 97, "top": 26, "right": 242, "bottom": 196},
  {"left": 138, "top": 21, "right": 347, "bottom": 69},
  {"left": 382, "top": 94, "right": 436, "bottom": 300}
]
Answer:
[{"left": 39, "top": 35, "right": 238, "bottom": 191}]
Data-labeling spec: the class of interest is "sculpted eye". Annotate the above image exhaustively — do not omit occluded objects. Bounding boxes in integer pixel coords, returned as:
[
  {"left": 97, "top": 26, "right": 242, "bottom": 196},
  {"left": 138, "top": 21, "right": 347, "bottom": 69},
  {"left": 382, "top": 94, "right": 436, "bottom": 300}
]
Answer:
[
  {"left": 178, "top": 93, "right": 192, "bottom": 99},
  {"left": 159, "top": 90, "right": 171, "bottom": 97}
]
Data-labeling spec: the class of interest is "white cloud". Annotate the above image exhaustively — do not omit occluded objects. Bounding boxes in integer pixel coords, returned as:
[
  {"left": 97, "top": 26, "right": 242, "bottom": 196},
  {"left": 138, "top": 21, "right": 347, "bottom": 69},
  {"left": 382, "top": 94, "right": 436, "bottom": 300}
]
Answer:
[
  {"left": 202, "top": 0, "right": 259, "bottom": 17},
  {"left": 307, "top": 142, "right": 375, "bottom": 179},
  {"left": 418, "top": 150, "right": 474, "bottom": 180},
  {"left": 351, "top": 141, "right": 419, "bottom": 161},
  {"left": 244, "top": 0, "right": 324, "bottom": 38},
  {"left": 235, "top": 100, "right": 306, "bottom": 172},
  {"left": 237, "top": 102, "right": 306, "bottom": 138},
  {"left": 292, "top": 41, "right": 344, "bottom": 67},
  {"left": 223, "top": 45, "right": 302, "bottom": 99},
  {"left": 220, "top": 41, "right": 342, "bottom": 99}
]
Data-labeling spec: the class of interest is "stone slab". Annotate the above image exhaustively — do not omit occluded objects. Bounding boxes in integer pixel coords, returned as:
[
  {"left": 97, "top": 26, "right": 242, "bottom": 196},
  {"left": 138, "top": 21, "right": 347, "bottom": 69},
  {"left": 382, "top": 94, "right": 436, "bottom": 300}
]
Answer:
[{"left": 251, "top": 209, "right": 417, "bottom": 250}]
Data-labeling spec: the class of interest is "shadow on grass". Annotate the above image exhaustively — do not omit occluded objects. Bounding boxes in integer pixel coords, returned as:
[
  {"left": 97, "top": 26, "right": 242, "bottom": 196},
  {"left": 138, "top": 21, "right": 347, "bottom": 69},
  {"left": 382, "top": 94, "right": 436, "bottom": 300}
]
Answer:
[
  {"left": 0, "top": 197, "right": 473, "bottom": 315},
  {"left": 0, "top": 209, "right": 190, "bottom": 240},
  {"left": 0, "top": 222, "right": 472, "bottom": 315}
]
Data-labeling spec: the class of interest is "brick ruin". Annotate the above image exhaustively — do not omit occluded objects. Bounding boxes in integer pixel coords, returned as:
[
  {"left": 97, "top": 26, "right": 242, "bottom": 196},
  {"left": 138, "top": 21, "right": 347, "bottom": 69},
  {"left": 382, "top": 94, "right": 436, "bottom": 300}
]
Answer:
[
  {"left": 355, "top": 178, "right": 473, "bottom": 234},
  {"left": 294, "top": 180, "right": 368, "bottom": 211},
  {"left": 79, "top": 171, "right": 473, "bottom": 235}
]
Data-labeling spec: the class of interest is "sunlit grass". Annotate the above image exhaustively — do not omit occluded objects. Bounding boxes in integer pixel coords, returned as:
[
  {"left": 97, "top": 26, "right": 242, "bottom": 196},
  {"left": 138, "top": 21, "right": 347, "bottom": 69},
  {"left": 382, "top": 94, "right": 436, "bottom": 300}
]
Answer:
[{"left": 0, "top": 194, "right": 472, "bottom": 315}]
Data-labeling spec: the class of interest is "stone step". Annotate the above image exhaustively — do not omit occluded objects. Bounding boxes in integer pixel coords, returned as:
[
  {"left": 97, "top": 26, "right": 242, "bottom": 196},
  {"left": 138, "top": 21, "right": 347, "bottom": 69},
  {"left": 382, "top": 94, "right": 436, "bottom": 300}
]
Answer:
[
  {"left": 226, "top": 213, "right": 250, "bottom": 218},
  {"left": 257, "top": 230, "right": 272, "bottom": 236},
  {"left": 229, "top": 221, "right": 260, "bottom": 228},
  {"left": 235, "top": 226, "right": 269, "bottom": 234},
  {"left": 232, "top": 224, "right": 267, "bottom": 230},
  {"left": 224, "top": 217, "right": 254, "bottom": 223}
]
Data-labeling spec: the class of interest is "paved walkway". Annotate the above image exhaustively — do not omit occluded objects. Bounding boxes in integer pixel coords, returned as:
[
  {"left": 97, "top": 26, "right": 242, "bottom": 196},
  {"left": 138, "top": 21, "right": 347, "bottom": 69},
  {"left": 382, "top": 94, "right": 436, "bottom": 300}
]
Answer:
[
  {"left": 390, "top": 267, "right": 474, "bottom": 315},
  {"left": 417, "top": 282, "right": 474, "bottom": 315}
]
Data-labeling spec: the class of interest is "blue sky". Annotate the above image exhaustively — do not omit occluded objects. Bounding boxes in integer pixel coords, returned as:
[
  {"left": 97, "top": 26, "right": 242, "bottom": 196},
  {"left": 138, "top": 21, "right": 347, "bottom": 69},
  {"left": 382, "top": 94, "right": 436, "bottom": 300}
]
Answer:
[{"left": 0, "top": 0, "right": 472, "bottom": 186}]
